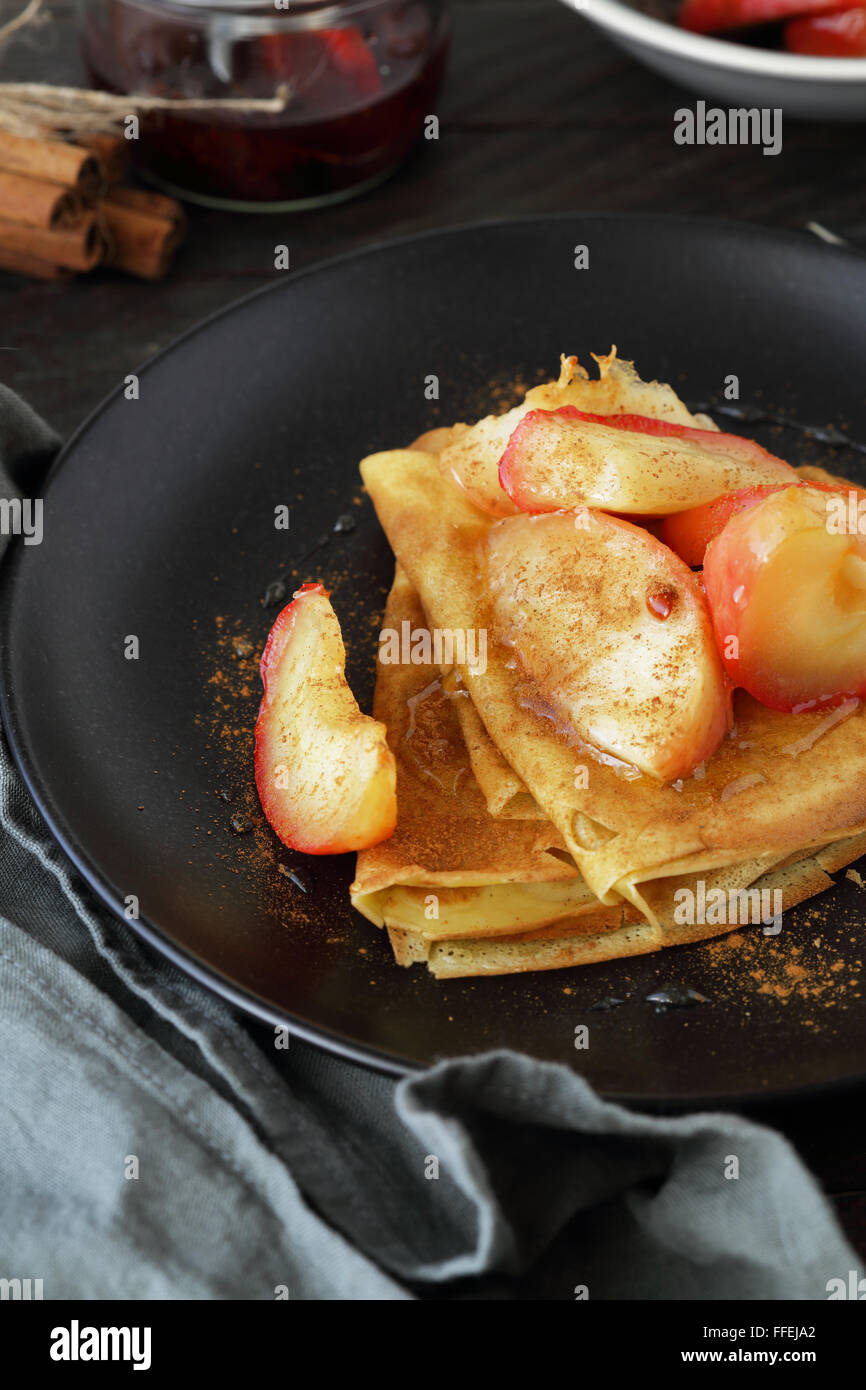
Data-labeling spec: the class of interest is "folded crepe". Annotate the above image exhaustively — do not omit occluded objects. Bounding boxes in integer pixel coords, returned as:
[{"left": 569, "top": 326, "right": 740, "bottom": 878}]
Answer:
[
  {"left": 352, "top": 353, "right": 866, "bottom": 975},
  {"left": 352, "top": 565, "right": 866, "bottom": 977}
]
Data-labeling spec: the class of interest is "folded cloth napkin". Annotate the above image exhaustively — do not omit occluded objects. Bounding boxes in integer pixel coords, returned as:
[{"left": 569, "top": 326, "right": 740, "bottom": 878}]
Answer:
[{"left": 0, "top": 385, "right": 858, "bottom": 1301}]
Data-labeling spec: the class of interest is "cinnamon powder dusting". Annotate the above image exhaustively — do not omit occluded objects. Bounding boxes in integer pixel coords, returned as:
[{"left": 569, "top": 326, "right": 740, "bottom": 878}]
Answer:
[
  {"left": 193, "top": 486, "right": 379, "bottom": 939},
  {"left": 194, "top": 611, "right": 324, "bottom": 924},
  {"left": 700, "top": 916, "right": 862, "bottom": 1029}
]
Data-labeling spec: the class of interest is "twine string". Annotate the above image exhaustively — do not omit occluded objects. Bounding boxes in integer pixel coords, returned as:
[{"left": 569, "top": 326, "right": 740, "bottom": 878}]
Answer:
[
  {"left": 0, "top": 0, "right": 48, "bottom": 47},
  {"left": 0, "top": 0, "right": 292, "bottom": 139}
]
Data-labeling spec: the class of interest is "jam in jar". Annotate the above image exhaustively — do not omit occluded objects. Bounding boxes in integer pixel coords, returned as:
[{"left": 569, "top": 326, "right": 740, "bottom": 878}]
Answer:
[{"left": 80, "top": 0, "right": 449, "bottom": 209}]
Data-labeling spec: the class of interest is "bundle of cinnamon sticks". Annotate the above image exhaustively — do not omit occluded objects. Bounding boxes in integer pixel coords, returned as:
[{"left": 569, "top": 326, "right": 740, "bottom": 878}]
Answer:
[{"left": 0, "top": 128, "right": 186, "bottom": 281}]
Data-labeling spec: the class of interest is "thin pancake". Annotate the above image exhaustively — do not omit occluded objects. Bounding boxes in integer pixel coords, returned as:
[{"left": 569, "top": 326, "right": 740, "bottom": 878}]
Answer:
[
  {"left": 444, "top": 670, "right": 545, "bottom": 820},
  {"left": 351, "top": 565, "right": 580, "bottom": 907},
  {"left": 389, "top": 833, "right": 866, "bottom": 977}
]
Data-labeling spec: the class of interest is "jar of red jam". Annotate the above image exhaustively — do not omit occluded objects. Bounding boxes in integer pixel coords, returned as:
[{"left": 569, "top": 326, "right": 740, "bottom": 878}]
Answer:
[{"left": 80, "top": 0, "right": 449, "bottom": 209}]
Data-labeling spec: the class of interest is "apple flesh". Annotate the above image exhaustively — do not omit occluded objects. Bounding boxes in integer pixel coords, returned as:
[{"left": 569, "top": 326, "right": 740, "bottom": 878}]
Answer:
[
  {"left": 437, "top": 352, "right": 713, "bottom": 518},
  {"left": 498, "top": 407, "right": 796, "bottom": 517},
  {"left": 703, "top": 485, "right": 866, "bottom": 711},
  {"left": 485, "top": 509, "right": 731, "bottom": 781},
  {"left": 439, "top": 406, "right": 524, "bottom": 518},
  {"left": 255, "top": 583, "right": 397, "bottom": 853}
]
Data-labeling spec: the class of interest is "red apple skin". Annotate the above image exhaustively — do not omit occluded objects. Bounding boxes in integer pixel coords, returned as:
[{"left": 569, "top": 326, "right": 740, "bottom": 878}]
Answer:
[
  {"left": 255, "top": 584, "right": 397, "bottom": 854},
  {"left": 662, "top": 485, "right": 791, "bottom": 566},
  {"left": 679, "top": 0, "right": 840, "bottom": 32},
  {"left": 785, "top": 6, "right": 866, "bottom": 54},
  {"left": 257, "top": 581, "right": 326, "bottom": 686},
  {"left": 498, "top": 406, "right": 795, "bottom": 516},
  {"left": 662, "top": 479, "right": 866, "bottom": 568},
  {"left": 783, "top": 5, "right": 866, "bottom": 52},
  {"left": 703, "top": 486, "right": 866, "bottom": 712}
]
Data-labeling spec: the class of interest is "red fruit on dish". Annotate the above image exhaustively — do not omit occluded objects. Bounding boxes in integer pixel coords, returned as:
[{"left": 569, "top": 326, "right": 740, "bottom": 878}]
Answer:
[
  {"left": 661, "top": 484, "right": 788, "bottom": 567},
  {"left": 485, "top": 508, "right": 731, "bottom": 781},
  {"left": 662, "top": 478, "right": 866, "bottom": 567},
  {"left": 255, "top": 583, "right": 397, "bottom": 854},
  {"left": 498, "top": 406, "right": 796, "bottom": 517},
  {"left": 703, "top": 485, "right": 866, "bottom": 712},
  {"left": 785, "top": 6, "right": 866, "bottom": 54},
  {"left": 679, "top": 0, "right": 840, "bottom": 32}
]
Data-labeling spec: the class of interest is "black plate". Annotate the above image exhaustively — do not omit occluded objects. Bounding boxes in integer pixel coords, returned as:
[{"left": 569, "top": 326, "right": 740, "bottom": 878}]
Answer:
[{"left": 3, "top": 215, "right": 866, "bottom": 1105}]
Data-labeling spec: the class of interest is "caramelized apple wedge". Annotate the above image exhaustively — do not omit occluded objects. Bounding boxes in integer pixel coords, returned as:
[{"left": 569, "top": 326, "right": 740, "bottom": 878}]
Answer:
[
  {"left": 661, "top": 483, "right": 789, "bottom": 567},
  {"left": 437, "top": 351, "right": 715, "bottom": 518},
  {"left": 662, "top": 478, "right": 866, "bottom": 567},
  {"left": 499, "top": 407, "right": 796, "bottom": 517},
  {"left": 485, "top": 510, "right": 731, "bottom": 781},
  {"left": 439, "top": 407, "right": 525, "bottom": 518},
  {"left": 703, "top": 485, "right": 866, "bottom": 712},
  {"left": 255, "top": 584, "right": 397, "bottom": 853}
]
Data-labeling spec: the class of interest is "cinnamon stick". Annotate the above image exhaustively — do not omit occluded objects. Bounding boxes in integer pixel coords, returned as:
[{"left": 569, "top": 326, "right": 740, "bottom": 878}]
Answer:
[
  {"left": 0, "top": 128, "right": 102, "bottom": 200},
  {"left": 79, "top": 132, "right": 129, "bottom": 185},
  {"left": 0, "top": 246, "right": 73, "bottom": 280},
  {"left": 0, "top": 211, "right": 104, "bottom": 270},
  {"left": 101, "top": 190, "right": 185, "bottom": 280},
  {"left": 107, "top": 185, "right": 185, "bottom": 226},
  {"left": 0, "top": 169, "right": 80, "bottom": 228}
]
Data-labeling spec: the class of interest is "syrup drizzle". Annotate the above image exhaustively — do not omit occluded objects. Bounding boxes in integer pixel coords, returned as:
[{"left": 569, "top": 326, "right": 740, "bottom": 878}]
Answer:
[{"left": 646, "top": 583, "right": 677, "bottom": 620}]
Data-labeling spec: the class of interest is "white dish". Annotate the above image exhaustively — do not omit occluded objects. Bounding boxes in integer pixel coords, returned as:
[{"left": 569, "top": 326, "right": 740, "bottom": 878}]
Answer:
[{"left": 563, "top": 0, "right": 866, "bottom": 120}]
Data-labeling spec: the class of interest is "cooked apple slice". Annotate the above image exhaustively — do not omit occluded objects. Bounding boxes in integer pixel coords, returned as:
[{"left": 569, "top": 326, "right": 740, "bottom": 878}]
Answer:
[
  {"left": 255, "top": 583, "right": 397, "bottom": 853},
  {"left": 437, "top": 351, "right": 714, "bottom": 518},
  {"left": 662, "top": 484, "right": 790, "bottom": 567},
  {"left": 703, "top": 485, "right": 866, "bottom": 712},
  {"left": 499, "top": 407, "right": 796, "bottom": 517},
  {"left": 485, "top": 510, "right": 731, "bottom": 781},
  {"left": 662, "top": 478, "right": 866, "bottom": 567},
  {"left": 438, "top": 406, "right": 525, "bottom": 518}
]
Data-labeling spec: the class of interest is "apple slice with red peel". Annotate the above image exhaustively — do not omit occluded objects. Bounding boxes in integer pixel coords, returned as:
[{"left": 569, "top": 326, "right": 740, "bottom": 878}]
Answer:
[
  {"left": 679, "top": 0, "right": 840, "bottom": 33},
  {"left": 498, "top": 407, "right": 796, "bottom": 517},
  {"left": 437, "top": 351, "right": 712, "bottom": 518},
  {"left": 662, "top": 478, "right": 866, "bottom": 567},
  {"left": 255, "top": 583, "right": 397, "bottom": 853},
  {"left": 662, "top": 484, "right": 791, "bottom": 567},
  {"left": 703, "top": 485, "right": 866, "bottom": 712},
  {"left": 485, "top": 509, "right": 731, "bottom": 781},
  {"left": 785, "top": 7, "right": 866, "bottom": 55}
]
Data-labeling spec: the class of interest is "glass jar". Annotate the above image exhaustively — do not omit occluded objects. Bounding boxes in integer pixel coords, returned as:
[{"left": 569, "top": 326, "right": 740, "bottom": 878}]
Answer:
[{"left": 79, "top": 0, "right": 449, "bottom": 210}]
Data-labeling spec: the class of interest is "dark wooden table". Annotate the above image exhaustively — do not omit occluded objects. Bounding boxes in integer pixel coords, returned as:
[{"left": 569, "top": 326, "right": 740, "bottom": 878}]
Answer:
[{"left": 1, "top": 0, "right": 865, "bottom": 1268}]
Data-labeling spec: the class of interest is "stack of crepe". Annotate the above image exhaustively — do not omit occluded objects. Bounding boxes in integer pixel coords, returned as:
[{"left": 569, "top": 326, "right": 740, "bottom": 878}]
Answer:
[{"left": 351, "top": 352, "right": 866, "bottom": 977}]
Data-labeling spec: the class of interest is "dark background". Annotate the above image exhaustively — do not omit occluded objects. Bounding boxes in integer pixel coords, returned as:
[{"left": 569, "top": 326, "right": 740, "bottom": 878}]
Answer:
[{"left": 1, "top": 0, "right": 864, "bottom": 1259}]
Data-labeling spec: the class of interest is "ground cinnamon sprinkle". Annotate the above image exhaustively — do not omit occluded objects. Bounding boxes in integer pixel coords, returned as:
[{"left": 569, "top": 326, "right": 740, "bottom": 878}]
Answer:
[
  {"left": 700, "top": 914, "right": 862, "bottom": 1023},
  {"left": 192, "top": 484, "right": 379, "bottom": 941},
  {"left": 194, "top": 609, "right": 317, "bottom": 929}
]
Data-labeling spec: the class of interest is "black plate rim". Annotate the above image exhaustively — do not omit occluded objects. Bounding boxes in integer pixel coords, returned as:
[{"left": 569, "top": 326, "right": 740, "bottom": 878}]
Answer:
[{"left": 3, "top": 211, "right": 866, "bottom": 1108}]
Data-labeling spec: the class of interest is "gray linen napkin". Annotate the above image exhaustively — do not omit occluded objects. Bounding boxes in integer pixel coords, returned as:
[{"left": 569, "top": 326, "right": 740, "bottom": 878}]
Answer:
[{"left": 0, "top": 384, "right": 858, "bottom": 1300}]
